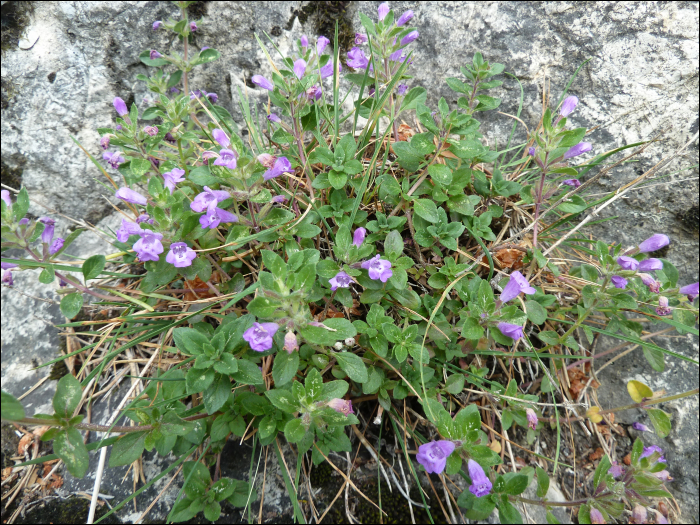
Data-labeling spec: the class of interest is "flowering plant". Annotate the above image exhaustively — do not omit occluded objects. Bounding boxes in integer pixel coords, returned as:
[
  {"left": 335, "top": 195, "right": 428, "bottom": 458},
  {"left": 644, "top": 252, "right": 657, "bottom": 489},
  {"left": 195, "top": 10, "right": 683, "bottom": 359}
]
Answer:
[{"left": 1, "top": 2, "right": 696, "bottom": 523}]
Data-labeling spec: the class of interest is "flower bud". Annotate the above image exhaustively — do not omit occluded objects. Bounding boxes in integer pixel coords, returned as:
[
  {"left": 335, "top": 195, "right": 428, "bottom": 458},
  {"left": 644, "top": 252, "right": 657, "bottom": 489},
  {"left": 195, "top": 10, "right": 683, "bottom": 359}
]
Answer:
[
  {"left": 152, "top": 21, "right": 162, "bottom": 30},
  {"left": 400, "top": 31, "right": 419, "bottom": 46},
  {"left": 100, "top": 135, "right": 110, "bottom": 150},
  {"left": 257, "top": 153, "right": 276, "bottom": 169},
  {"left": 113, "top": 97, "right": 128, "bottom": 117},
  {"left": 526, "top": 408, "right": 538, "bottom": 430},
  {"left": 559, "top": 95, "right": 578, "bottom": 117},
  {"left": 355, "top": 33, "right": 368, "bottom": 45},
  {"left": 630, "top": 505, "right": 647, "bottom": 524},
  {"left": 327, "top": 398, "right": 354, "bottom": 415},
  {"left": 149, "top": 50, "right": 163, "bottom": 60},
  {"left": 189, "top": 21, "right": 197, "bottom": 32},
  {"left": 563, "top": 141, "right": 592, "bottom": 159},
  {"left": 377, "top": 2, "right": 390, "bottom": 21},
  {"left": 397, "top": 84, "right": 408, "bottom": 96},
  {"left": 317, "top": 36, "right": 330, "bottom": 54},
  {"left": 300, "top": 35, "right": 308, "bottom": 48},
  {"left": 284, "top": 331, "right": 299, "bottom": 354},
  {"left": 655, "top": 296, "right": 671, "bottom": 316},
  {"left": 49, "top": 237, "right": 64, "bottom": 255},
  {"left": 396, "top": 10, "right": 414, "bottom": 27},
  {"left": 352, "top": 227, "right": 366, "bottom": 247},
  {"left": 638, "top": 233, "right": 669, "bottom": 253},
  {"left": 251, "top": 75, "right": 274, "bottom": 91}
]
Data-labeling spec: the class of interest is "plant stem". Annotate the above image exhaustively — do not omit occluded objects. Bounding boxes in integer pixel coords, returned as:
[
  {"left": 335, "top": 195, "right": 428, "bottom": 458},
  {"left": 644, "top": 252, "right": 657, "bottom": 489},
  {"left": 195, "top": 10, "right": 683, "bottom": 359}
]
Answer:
[
  {"left": 181, "top": 5, "right": 189, "bottom": 96},
  {"left": 177, "top": 139, "right": 189, "bottom": 178},
  {"left": 16, "top": 412, "right": 213, "bottom": 434},
  {"left": 513, "top": 492, "right": 611, "bottom": 507}
]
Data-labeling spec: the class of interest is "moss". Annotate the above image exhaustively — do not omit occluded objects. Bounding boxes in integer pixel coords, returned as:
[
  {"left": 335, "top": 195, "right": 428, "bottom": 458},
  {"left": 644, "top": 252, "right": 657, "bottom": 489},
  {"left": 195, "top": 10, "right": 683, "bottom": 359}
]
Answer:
[
  {"left": 187, "top": 1, "right": 208, "bottom": 20},
  {"left": 309, "top": 462, "right": 448, "bottom": 524},
  {"left": 12, "top": 496, "right": 121, "bottom": 524},
  {"left": 1, "top": 156, "right": 25, "bottom": 189},
  {"left": 287, "top": 2, "right": 355, "bottom": 56},
  {"left": 678, "top": 204, "right": 699, "bottom": 232},
  {"left": 0, "top": 1, "right": 34, "bottom": 55}
]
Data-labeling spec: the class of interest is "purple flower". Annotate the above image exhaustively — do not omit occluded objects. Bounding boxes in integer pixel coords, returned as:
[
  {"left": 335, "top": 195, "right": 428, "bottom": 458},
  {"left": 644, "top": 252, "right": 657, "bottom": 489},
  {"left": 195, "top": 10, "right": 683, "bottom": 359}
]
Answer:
[
  {"left": 115, "top": 187, "right": 147, "bottom": 205},
  {"left": 400, "top": 31, "right": 419, "bottom": 46},
  {"left": 631, "top": 505, "right": 647, "bottom": 524},
  {"left": 166, "top": 242, "right": 197, "bottom": 268},
  {"left": 103, "top": 151, "right": 125, "bottom": 169},
  {"left": 149, "top": 50, "right": 163, "bottom": 60},
  {"left": 201, "top": 46, "right": 210, "bottom": 51},
  {"left": 611, "top": 275, "right": 628, "bottom": 289},
  {"left": 152, "top": 21, "right": 162, "bottom": 30},
  {"left": 652, "top": 470, "right": 672, "bottom": 481},
  {"left": 396, "top": 10, "right": 414, "bottom": 26},
  {"left": 258, "top": 153, "right": 276, "bottom": 169},
  {"left": 377, "top": 2, "right": 390, "bottom": 21},
  {"left": 136, "top": 213, "right": 153, "bottom": 224},
  {"left": 214, "top": 148, "right": 238, "bottom": 170},
  {"left": 397, "top": 84, "right": 408, "bottom": 96},
  {"left": 305, "top": 85, "right": 322, "bottom": 101},
  {"left": 320, "top": 60, "right": 340, "bottom": 79},
  {"left": 528, "top": 146, "right": 536, "bottom": 156},
  {"left": 39, "top": 217, "right": 55, "bottom": 244},
  {"left": 284, "top": 331, "right": 299, "bottom": 354},
  {"left": 190, "top": 89, "right": 202, "bottom": 100},
  {"left": 563, "top": 142, "right": 592, "bottom": 159},
  {"left": 143, "top": 126, "right": 158, "bottom": 136},
  {"left": 49, "top": 237, "right": 64, "bottom": 255},
  {"left": 651, "top": 509, "right": 669, "bottom": 524},
  {"left": 640, "top": 444, "right": 666, "bottom": 463},
  {"left": 162, "top": 168, "right": 185, "bottom": 194},
  {"left": 347, "top": 47, "right": 369, "bottom": 69},
  {"left": 589, "top": 507, "right": 604, "bottom": 524},
  {"left": 293, "top": 59, "right": 307, "bottom": 79},
  {"left": 191, "top": 186, "right": 232, "bottom": 213},
  {"left": 355, "top": 33, "right": 368, "bottom": 45},
  {"left": 300, "top": 35, "right": 309, "bottom": 48},
  {"left": 271, "top": 195, "right": 287, "bottom": 204},
  {"left": 467, "top": 459, "right": 492, "bottom": 497},
  {"left": 1, "top": 262, "right": 18, "bottom": 270},
  {"left": 165, "top": 132, "right": 177, "bottom": 144},
  {"left": 19, "top": 218, "right": 29, "bottom": 226},
  {"left": 679, "top": 282, "right": 699, "bottom": 302},
  {"left": 243, "top": 322, "right": 279, "bottom": 352},
  {"left": 361, "top": 255, "right": 393, "bottom": 282},
  {"left": 617, "top": 256, "right": 639, "bottom": 271},
  {"left": 608, "top": 461, "right": 624, "bottom": 478},
  {"left": 329, "top": 271, "right": 353, "bottom": 291},
  {"left": 499, "top": 271, "right": 536, "bottom": 303},
  {"left": 352, "top": 227, "right": 366, "bottom": 247},
  {"left": 655, "top": 296, "right": 671, "bottom": 316},
  {"left": 562, "top": 178, "right": 581, "bottom": 188},
  {"left": 211, "top": 128, "right": 230, "bottom": 148},
  {"left": 638, "top": 273, "right": 660, "bottom": 293},
  {"left": 327, "top": 398, "right": 354, "bottom": 415},
  {"left": 116, "top": 125, "right": 123, "bottom": 130},
  {"left": 251, "top": 75, "right": 274, "bottom": 91},
  {"left": 113, "top": 97, "right": 128, "bottom": 117},
  {"left": 317, "top": 36, "right": 330, "bottom": 54},
  {"left": 116, "top": 219, "right": 142, "bottom": 242},
  {"left": 1, "top": 189, "right": 11, "bottom": 208},
  {"left": 559, "top": 96, "right": 578, "bottom": 117},
  {"left": 633, "top": 422, "right": 651, "bottom": 432},
  {"left": 416, "top": 440, "right": 455, "bottom": 474},
  {"left": 100, "top": 135, "right": 110, "bottom": 150},
  {"left": 207, "top": 91, "right": 218, "bottom": 103},
  {"left": 497, "top": 322, "right": 524, "bottom": 341},
  {"left": 526, "top": 408, "right": 538, "bottom": 430},
  {"left": 389, "top": 48, "right": 404, "bottom": 62},
  {"left": 638, "top": 233, "right": 669, "bottom": 253},
  {"left": 639, "top": 258, "right": 663, "bottom": 271},
  {"left": 263, "top": 156, "right": 292, "bottom": 180},
  {"left": 2, "top": 269, "right": 13, "bottom": 286},
  {"left": 199, "top": 207, "right": 238, "bottom": 229},
  {"left": 267, "top": 113, "right": 281, "bottom": 123},
  {"left": 189, "top": 21, "right": 197, "bottom": 32},
  {"left": 133, "top": 230, "right": 164, "bottom": 262}
]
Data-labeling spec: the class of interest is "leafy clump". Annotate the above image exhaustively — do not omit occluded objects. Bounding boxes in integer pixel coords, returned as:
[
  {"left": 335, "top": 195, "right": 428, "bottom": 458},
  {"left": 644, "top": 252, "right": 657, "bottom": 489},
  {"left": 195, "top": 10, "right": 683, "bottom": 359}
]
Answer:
[{"left": 1, "top": 1, "right": 697, "bottom": 524}]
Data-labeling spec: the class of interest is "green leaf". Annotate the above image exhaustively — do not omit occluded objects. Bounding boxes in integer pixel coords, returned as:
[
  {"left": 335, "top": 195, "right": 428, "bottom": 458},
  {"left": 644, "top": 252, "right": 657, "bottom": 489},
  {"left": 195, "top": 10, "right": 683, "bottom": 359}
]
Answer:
[
  {"left": 195, "top": 48, "right": 221, "bottom": 64},
  {"left": 231, "top": 359, "right": 263, "bottom": 385},
  {"left": 384, "top": 230, "right": 404, "bottom": 260},
  {"left": 284, "top": 418, "right": 307, "bottom": 443},
  {"left": 266, "top": 388, "right": 300, "bottom": 413},
  {"left": 455, "top": 404, "right": 481, "bottom": 437},
  {"left": 498, "top": 499, "right": 523, "bottom": 524},
  {"left": 13, "top": 187, "right": 30, "bottom": 221},
  {"left": 38, "top": 265, "right": 55, "bottom": 284},
  {"left": 203, "top": 374, "right": 231, "bottom": 414},
  {"left": 504, "top": 473, "right": 529, "bottom": 495},
  {"left": 172, "top": 327, "right": 210, "bottom": 355},
  {"left": 53, "top": 428, "right": 89, "bottom": 478},
  {"left": 60, "top": 293, "right": 83, "bottom": 319},
  {"left": 444, "top": 374, "right": 465, "bottom": 395},
  {"left": 535, "top": 466, "right": 550, "bottom": 498},
  {"left": 646, "top": 408, "right": 671, "bottom": 438},
  {"left": 468, "top": 445, "right": 502, "bottom": 467},
  {"left": 413, "top": 199, "right": 440, "bottom": 223},
  {"left": 187, "top": 165, "right": 219, "bottom": 186},
  {"left": 627, "top": 380, "right": 653, "bottom": 403},
  {"left": 82, "top": 254, "right": 106, "bottom": 280},
  {"left": 642, "top": 346, "right": 665, "bottom": 372},
  {"left": 334, "top": 352, "right": 368, "bottom": 383},
  {"left": 537, "top": 330, "right": 560, "bottom": 346},
  {"left": 328, "top": 170, "right": 347, "bottom": 189},
  {"left": 593, "top": 454, "right": 611, "bottom": 489},
  {"left": 108, "top": 431, "right": 147, "bottom": 467},
  {"left": 53, "top": 374, "right": 83, "bottom": 418},
  {"left": 428, "top": 164, "right": 453, "bottom": 186},
  {"left": 1, "top": 391, "right": 25, "bottom": 421},
  {"left": 259, "top": 414, "right": 277, "bottom": 439},
  {"left": 462, "top": 317, "right": 484, "bottom": 340},
  {"left": 557, "top": 194, "right": 587, "bottom": 214},
  {"left": 525, "top": 300, "right": 547, "bottom": 325},
  {"left": 272, "top": 351, "right": 299, "bottom": 386}
]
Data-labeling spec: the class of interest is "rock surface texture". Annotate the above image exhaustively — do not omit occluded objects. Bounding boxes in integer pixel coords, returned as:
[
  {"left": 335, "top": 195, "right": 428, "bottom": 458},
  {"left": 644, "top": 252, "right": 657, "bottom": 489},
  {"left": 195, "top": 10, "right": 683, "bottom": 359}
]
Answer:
[{"left": 2, "top": 1, "right": 698, "bottom": 523}]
